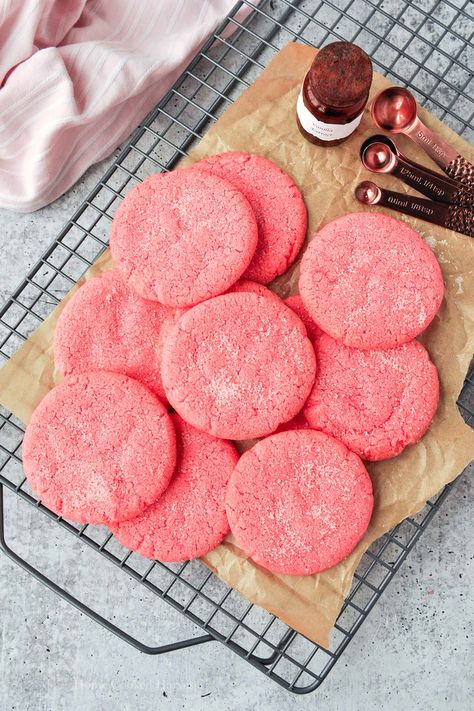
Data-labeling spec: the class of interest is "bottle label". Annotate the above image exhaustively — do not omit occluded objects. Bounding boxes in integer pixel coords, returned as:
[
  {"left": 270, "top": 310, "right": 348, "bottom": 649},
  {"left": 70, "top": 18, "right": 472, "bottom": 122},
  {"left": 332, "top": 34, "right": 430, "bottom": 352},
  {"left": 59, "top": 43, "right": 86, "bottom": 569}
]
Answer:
[{"left": 296, "top": 89, "right": 363, "bottom": 141}]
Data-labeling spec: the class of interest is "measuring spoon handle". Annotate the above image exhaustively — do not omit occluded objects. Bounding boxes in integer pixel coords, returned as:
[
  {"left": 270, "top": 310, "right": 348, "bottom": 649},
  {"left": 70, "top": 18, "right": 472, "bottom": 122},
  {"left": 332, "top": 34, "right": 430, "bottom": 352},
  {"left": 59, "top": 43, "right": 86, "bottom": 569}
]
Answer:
[
  {"left": 377, "top": 187, "right": 474, "bottom": 237},
  {"left": 406, "top": 118, "right": 474, "bottom": 189},
  {"left": 393, "top": 157, "right": 474, "bottom": 206},
  {"left": 446, "top": 155, "right": 474, "bottom": 190}
]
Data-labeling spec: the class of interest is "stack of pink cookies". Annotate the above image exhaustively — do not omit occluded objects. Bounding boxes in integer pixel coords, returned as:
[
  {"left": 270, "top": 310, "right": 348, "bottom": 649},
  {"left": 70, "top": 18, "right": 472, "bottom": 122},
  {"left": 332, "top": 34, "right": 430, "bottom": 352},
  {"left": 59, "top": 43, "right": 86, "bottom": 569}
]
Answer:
[{"left": 22, "top": 152, "right": 443, "bottom": 577}]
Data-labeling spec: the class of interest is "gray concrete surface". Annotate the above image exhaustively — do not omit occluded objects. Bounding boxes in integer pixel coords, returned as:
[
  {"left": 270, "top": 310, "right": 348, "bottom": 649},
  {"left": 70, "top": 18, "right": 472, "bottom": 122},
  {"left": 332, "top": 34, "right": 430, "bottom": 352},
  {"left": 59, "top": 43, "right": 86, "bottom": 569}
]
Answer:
[{"left": 0, "top": 2, "right": 473, "bottom": 707}]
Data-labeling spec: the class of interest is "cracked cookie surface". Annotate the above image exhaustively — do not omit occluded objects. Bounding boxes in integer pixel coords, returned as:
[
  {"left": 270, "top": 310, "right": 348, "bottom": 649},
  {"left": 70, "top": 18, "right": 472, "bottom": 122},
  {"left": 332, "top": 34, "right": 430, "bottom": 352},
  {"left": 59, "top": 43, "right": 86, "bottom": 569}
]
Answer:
[
  {"left": 110, "top": 169, "right": 258, "bottom": 307},
  {"left": 284, "top": 294, "right": 323, "bottom": 343},
  {"left": 299, "top": 213, "right": 444, "bottom": 349},
  {"left": 54, "top": 270, "right": 180, "bottom": 402},
  {"left": 304, "top": 335, "right": 439, "bottom": 461},
  {"left": 226, "top": 430, "right": 373, "bottom": 575},
  {"left": 23, "top": 372, "right": 176, "bottom": 524},
  {"left": 110, "top": 414, "right": 238, "bottom": 561},
  {"left": 161, "top": 292, "right": 317, "bottom": 440},
  {"left": 192, "top": 152, "right": 307, "bottom": 283}
]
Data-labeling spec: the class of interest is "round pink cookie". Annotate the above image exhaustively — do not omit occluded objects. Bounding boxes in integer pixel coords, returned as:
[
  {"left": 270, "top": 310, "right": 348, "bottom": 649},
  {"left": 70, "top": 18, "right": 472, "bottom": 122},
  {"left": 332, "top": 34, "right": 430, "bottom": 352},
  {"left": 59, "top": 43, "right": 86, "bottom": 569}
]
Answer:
[
  {"left": 22, "top": 372, "right": 176, "bottom": 524},
  {"left": 193, "top": 152, "right": 307, "bottom": 283},
  {"left": 226, "top": 430, "right": 373, "bottom": 575},
  {"left": 284, "top": 295, "right": 323, "bottom": 342},
  {"left": 304, "top": 335, "right": 439, "bottom": 461},
  {"left": 161, "top": 292, "right": 317, "bottom": 440},
  {"left": 54, "top": 270, "right": 181, "bottom": 401},
  {"left": 299, "top": 213, "right": 444, "bottom": 349},
  {"left": 109, "top": 169, "right": 258, "bottom": 307},
  {"left": 110, "top": 414, "right": 238, "bottom": 561}
]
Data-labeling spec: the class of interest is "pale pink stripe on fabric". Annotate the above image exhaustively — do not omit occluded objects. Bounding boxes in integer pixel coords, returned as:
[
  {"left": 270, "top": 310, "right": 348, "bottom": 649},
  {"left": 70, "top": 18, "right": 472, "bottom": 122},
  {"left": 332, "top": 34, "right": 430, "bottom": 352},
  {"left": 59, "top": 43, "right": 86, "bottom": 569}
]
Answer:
[{"left": 0, "top": 0, "right": 256, "bottom": 212}]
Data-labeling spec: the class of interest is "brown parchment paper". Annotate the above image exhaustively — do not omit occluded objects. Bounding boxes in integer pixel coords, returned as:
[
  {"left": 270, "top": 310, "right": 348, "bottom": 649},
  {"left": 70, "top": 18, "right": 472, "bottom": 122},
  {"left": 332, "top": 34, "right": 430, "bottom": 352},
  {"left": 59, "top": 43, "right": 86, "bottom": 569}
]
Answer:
[{"left": 1, "top": 43, "right": 473, "bottom": 648}]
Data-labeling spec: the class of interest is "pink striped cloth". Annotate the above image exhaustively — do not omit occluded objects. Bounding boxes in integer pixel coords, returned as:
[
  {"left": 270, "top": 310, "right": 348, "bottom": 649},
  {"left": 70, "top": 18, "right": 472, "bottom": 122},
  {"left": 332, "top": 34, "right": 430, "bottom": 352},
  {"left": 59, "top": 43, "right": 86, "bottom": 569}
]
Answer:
[{"left": 0, "top": 0, "right": 253, "bottom": 213}]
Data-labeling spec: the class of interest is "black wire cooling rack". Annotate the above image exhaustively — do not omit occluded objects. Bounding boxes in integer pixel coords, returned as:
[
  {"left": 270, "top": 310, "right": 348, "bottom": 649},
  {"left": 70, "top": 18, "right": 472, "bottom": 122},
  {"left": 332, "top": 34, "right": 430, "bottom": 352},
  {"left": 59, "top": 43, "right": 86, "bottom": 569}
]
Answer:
[{"left": 0, "top": 0, "right": 473, "bottom": 695}]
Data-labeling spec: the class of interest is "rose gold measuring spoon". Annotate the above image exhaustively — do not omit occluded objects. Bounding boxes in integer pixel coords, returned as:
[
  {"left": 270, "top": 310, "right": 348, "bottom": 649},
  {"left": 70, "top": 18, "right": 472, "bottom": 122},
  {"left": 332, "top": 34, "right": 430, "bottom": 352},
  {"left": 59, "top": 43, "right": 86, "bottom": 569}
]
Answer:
[
  {"left": 360, "top": 135, "right": 474, "bottom": 207},
  {"left": 355, "top": 180, "right": 474, "bottom": 237},
  {"left": 371, "top": 87, "right": 474, "bottom": 188}
]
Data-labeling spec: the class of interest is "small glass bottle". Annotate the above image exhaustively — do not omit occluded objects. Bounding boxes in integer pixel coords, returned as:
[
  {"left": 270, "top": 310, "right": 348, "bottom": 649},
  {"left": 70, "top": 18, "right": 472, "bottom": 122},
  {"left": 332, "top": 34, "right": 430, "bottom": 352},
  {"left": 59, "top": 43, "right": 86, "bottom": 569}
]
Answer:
[{"left": 296, "top": 41, "right": 373, "bottom": 147}]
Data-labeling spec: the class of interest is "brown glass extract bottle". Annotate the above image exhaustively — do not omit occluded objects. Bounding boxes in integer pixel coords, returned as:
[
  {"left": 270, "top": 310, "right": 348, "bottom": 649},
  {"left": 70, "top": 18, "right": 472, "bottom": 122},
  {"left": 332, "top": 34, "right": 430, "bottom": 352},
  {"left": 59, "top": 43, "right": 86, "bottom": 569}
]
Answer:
[{"left": 296, "top": 41, "right": 373, "bottom": 147}]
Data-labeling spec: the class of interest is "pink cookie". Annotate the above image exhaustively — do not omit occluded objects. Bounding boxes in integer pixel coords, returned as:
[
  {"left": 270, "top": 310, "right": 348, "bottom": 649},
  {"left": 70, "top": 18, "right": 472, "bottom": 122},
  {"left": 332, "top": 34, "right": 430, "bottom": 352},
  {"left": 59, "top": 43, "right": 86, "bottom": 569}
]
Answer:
[
  {"left": 193, "top": 152, "right": 307, "bottom": 283},
  {"left": 110, "top": 169, "right": 258, "bottom": 307},
  {"left": 284, "top": 295, "right": 323, "bottom": 342},
  {"left": 22, "top": 372, "right": 176, "bottom": 524},
  {"left": 305, "top": 335, "right": 439, "bottom": 461},
  {"left": 110, "top": 414, "right": 238, "bottom": 561},
  {"left": 226, "top": 430, "right": 373, "bottom": 575},
  {"left": 161, "top": 292, "right": 317, "bottom": 440},
  {"left": 54, "top": 270, "right": 180, "bottom": 401},
  {"left": 299, "top": 213, "right": 444, "bottom": 349}
]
